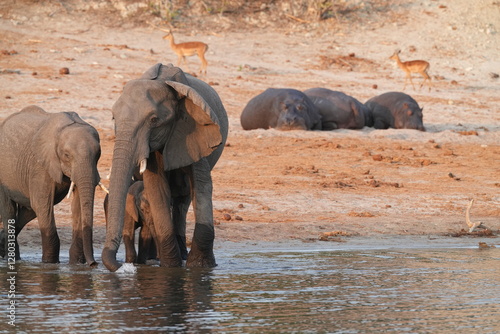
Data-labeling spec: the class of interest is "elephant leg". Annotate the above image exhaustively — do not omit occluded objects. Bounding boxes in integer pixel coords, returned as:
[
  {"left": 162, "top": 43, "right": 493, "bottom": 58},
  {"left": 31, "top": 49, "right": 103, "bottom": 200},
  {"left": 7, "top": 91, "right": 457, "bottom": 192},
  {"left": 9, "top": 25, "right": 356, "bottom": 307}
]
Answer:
[
  {"left": 143, "top": 151, "right": 182, "bottom": 267},
  {"left": 170, "top": 168, "right": 191, "bottom": 261},
  {"left": 14, "top": 206, "right": 37, "bottom": 260},
  {"left": 31, "top": 185, "right": 60, "bottom": 263},
  {"left": 186, "top": 159, "right": 216, "bottom": 268},
  {"left": 137, "top": 223, "right": 155, "bottom": 264},
  {"left": 123, "top": 215, "right": 138, "bottom": 263},
  {"left": 0, "top": 193, "right": 17, "bottom": 259}
]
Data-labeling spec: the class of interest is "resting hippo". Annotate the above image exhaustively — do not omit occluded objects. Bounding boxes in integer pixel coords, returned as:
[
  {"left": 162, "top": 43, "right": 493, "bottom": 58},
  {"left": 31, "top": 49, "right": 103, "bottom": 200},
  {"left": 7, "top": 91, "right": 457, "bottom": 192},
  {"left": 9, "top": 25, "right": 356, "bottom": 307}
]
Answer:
[
  {"left": 303, "top": 88, "right": 368, "bottom": 130},
  {"left": 240, "top": 88, "right": 322, "bottom": 131},
  {"left": 364, "top": 92, "right": 425, "bottom": 131}
]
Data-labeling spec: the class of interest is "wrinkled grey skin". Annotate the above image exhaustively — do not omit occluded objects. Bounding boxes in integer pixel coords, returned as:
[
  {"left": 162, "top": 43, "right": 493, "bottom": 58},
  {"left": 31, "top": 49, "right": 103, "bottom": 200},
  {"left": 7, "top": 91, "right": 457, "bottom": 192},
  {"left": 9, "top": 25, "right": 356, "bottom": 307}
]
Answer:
[
  {"left": 104, "top": 180, "right": 157, "bottom": 264},
  {"left": 0, "top": 106, "right": 101, "bottom": 265},
  {"left": 102, "top": 63, "right": 228, "bottom": 272},
  {"left": 303, "top": 88, "right": 368, "bottom": 130},
  {"left": 240, "top": 88, "right": 322, "bottom": 131},
  {"left": 364, "top": 92, "right": 425, "bottom": 131}
]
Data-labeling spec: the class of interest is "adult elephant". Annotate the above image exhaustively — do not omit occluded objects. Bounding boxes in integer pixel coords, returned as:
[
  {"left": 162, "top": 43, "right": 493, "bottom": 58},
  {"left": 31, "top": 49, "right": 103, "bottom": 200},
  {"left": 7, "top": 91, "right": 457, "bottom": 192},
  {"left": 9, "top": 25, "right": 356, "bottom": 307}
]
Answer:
[
  {"left": 0, "top": 106, "right": 101, "bottom": 265},
  {"left": 102, "top": 63, "right": 228, "bottom": 272}
]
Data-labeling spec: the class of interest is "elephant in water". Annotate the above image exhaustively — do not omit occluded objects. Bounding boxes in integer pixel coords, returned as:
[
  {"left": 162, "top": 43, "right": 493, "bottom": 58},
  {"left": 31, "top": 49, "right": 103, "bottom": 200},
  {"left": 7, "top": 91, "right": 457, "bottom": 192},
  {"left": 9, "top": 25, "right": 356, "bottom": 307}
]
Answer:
[
  {"left": 240, "top": 88, "right": 322, "bottom": 131},
  {"left": 0, "top": 106, "right": 101, "bottom": 265},
  {"left": 102, "top": 63, "right": 228, "bottom": 272}
]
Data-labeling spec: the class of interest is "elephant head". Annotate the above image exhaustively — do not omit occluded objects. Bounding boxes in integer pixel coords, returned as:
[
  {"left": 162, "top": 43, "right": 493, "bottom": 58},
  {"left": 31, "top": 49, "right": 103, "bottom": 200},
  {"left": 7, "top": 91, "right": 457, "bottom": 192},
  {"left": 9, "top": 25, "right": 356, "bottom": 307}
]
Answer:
[
  {"left": 102, "top": 63, "right": 224, "bottom": 272},
  {"left": 30, "top": 107, "right": 101, "bottom": 265}
]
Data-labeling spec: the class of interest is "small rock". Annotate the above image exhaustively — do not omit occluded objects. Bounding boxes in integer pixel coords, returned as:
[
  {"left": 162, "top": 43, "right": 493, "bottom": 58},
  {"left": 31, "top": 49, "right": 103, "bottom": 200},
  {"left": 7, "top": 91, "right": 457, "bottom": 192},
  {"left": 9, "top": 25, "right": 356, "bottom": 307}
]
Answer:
[
  {"left": 238, "top": 204, "right": 244, "bottom": 209},
  {"left": 59, "top": 67, "right": 70, "bottom": 75},
  {"left": 479, "top": 242, "right": 496, "bottom": 249},
  {"left": 421, "top": 159, "right": 432, "bottom": 166},
  {"left": 367, "top": 180, "right": 380, "bottom": 187},
  {"left": 223, "top": 213, "right": 231, "bottom": 221},
  {"left": 235, "top": 215, "right": 243, "bottom": 221},
  {"left": 372, "top": 84, "right": 378, "bottom": 89},
  {"left": 372, "top": 154, "right": 383, "bottom": 161}
]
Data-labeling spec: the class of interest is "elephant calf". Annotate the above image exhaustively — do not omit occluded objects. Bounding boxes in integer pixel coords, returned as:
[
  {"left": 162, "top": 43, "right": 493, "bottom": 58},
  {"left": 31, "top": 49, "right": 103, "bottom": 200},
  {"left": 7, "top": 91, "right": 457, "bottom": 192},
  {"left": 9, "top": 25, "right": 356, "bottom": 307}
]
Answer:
[
  {"left": 0, "top": 106, "right": 101, "bottom": 265},
  {"left": 104, "top": 181, "right": 158, "bottom": 264}
]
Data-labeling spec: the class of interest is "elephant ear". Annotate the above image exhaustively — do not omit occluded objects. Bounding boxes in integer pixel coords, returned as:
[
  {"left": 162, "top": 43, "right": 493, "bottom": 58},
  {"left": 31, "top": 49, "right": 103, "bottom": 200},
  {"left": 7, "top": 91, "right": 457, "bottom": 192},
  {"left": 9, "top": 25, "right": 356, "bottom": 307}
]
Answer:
[
  {"left": 32, "top": 112, "right": 76, "bottom": 183},
  {"left": 162, "top": 80, "right": 222, "bottom": 171},
  {"left": 125, "top": 192, "right": 140, "bottom": 223},
  {"left": 140, "top": 63, "right": 189, "bottom": 84}
]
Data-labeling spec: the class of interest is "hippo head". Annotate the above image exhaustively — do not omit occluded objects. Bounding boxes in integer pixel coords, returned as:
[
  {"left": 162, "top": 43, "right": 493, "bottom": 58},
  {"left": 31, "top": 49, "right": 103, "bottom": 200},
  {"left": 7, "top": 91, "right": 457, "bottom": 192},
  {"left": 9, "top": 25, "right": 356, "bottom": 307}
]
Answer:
[
  {"left": 396, "top": 102, "right": 425, "bottom": 131},
  {"left": 275, "top": 94, "right": 320, "bottom": 131}
]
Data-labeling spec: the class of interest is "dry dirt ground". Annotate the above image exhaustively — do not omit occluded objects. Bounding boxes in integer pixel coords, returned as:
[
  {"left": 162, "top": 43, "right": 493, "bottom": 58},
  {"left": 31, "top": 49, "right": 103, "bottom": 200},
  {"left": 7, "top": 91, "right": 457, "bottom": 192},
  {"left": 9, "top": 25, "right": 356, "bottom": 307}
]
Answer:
[{"left": 0, "top": 0, "right": 499, "bottom": 260}]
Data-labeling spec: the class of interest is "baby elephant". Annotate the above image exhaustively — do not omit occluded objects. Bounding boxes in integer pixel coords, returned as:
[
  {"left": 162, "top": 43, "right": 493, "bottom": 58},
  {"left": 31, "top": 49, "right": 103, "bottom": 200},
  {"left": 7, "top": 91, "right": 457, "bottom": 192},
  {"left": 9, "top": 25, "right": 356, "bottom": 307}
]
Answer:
[
  {"left": 304, "top": 88, "right": 369, "bottom": 130},
  {"left": 104, "top": 181, "right": 157, "bottom": 264},
  {"left": 365, "top": 92, "right": 425, "bottom": 131},
  {"left": 240, "top": 88, "right": 322, "bottom": 131}
]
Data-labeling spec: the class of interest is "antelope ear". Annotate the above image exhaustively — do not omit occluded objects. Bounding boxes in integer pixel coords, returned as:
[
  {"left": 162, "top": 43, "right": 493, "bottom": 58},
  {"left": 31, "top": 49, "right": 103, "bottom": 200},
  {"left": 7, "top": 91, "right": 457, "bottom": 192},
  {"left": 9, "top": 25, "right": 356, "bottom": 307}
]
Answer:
[
  {"left": 33, "top": 112, "right": 76, "bottom": 183},
  {"left": 162, "top": 81, "right": 222, "bottom": 171}
]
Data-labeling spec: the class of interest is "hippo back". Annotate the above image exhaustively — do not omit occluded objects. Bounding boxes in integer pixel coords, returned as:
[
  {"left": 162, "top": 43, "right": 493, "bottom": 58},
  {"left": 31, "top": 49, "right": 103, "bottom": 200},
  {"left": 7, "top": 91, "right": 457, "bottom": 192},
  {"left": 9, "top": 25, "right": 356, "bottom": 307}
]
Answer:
[{"left": 304, "top": 88, "right": 367, "bottom": 130}]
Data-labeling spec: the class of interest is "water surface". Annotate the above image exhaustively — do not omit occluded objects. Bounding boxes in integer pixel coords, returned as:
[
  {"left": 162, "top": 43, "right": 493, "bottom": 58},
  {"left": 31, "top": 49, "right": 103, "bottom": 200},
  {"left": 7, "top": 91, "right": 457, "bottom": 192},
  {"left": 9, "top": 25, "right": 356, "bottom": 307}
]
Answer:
[{"left": 2, "top": 239, "right": 499, "bottom": 333}]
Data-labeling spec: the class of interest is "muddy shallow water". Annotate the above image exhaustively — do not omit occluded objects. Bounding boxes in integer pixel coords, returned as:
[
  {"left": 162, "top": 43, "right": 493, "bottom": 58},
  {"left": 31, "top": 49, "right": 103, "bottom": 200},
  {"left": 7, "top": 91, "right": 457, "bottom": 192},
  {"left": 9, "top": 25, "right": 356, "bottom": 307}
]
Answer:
[{"left": 2, "top": 238, "right": 500, "bottom": 333}]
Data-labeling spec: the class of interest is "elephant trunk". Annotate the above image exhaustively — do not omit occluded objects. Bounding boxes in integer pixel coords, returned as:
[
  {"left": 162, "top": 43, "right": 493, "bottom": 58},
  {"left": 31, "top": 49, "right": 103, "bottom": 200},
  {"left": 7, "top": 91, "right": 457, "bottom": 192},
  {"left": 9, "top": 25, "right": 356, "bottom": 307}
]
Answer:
[
  {"left": 102, "top": 137, "right": 136, "bottom": 272},
  {"left": 75, "top": 165, "right": 98, "bottom": 266}
]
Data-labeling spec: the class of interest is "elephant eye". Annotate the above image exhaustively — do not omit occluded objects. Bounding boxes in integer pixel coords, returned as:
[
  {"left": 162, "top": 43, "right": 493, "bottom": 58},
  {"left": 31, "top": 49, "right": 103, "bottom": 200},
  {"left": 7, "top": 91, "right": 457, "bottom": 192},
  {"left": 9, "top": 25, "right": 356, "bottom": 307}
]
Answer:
[
  {"left": 297, "top": 104, "right": 304, "bottom": 111},
  {"left": 150, "top": 116, "right": 159, "bottom": 126}
]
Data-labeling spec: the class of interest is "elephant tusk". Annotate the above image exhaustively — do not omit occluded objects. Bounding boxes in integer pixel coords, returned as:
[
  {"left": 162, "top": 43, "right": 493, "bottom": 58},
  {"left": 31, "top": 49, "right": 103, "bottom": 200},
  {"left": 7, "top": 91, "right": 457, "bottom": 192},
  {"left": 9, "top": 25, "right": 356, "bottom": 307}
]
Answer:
[
  {"left": 98, "top": 182, "right": 109, "bottom": 194},
  {"left": 67, "top": 181, "right": 75, "bottom": 199},
  {"left": 106, "top": 166, "right": 112, "bottom": 180},
  {"left": 139, "top": 159, "right": 147, "bottom": 175}
]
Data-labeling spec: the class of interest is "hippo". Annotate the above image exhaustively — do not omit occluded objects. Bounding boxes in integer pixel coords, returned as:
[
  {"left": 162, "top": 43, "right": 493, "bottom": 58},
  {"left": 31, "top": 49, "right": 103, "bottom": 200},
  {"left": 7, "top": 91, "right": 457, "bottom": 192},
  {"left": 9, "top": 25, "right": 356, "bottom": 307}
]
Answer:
[
  {"left": 303, "top": 88, "right": 369, "bottom": 130},
  {"left": 240, "top": 88, "right": 322, "bottom": 131},
  {"left": 364, "top": 92, "right": 425, "bottom": 131}
]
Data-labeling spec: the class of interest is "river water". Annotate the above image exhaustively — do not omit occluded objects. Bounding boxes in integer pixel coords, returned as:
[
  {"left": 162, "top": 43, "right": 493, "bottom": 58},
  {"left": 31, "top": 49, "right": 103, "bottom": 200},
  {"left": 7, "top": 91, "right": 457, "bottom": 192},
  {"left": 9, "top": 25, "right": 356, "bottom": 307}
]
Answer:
[{"left": 1, "top": 238, "right": 499, "bottom": 333}]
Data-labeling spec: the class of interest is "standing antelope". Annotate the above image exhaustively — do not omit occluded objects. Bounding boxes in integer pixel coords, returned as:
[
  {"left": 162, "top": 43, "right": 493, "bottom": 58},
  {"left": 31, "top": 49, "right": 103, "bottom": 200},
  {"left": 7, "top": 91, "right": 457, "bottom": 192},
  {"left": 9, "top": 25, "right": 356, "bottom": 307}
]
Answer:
[
  {"left": 163, "top": 32, "right": 208, "bottom": 74},
  {"left": 390, "top": 50, "right": 432, "bottom": 91}
]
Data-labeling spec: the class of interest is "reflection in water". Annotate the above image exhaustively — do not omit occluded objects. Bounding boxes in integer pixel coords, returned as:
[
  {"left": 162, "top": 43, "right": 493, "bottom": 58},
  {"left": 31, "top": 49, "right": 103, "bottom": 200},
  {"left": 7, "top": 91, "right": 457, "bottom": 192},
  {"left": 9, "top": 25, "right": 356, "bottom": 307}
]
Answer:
[{"left": 1, "top": 246, "right": 499, "bottom": 332}]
